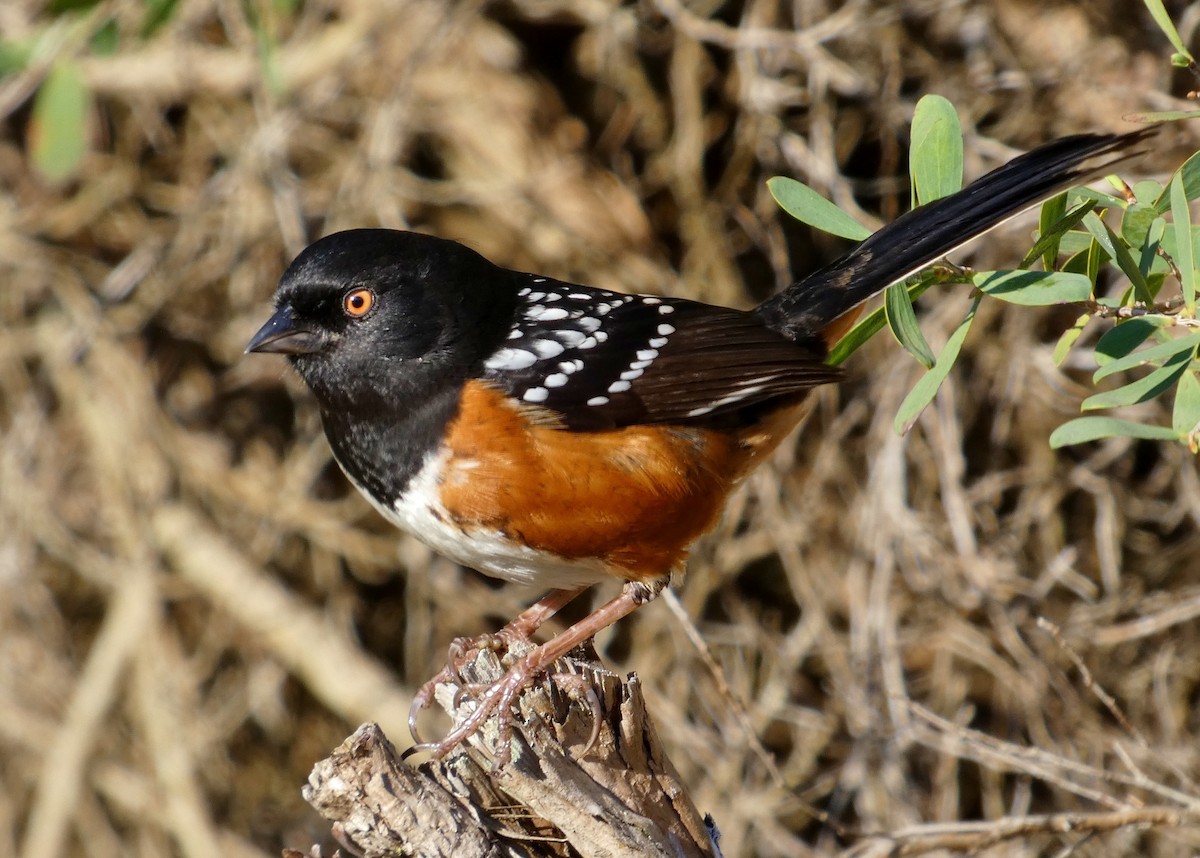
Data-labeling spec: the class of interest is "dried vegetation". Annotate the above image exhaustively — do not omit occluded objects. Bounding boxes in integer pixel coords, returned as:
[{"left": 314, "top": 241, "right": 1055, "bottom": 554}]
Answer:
[{"left": 3, "top": 0, "right": 1200, "bottom": 856}]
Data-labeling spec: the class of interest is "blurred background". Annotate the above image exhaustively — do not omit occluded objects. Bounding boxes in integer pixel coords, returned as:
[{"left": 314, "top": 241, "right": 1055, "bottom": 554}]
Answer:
[{"left": 3, "top": 0, "right": 1200, "bottom": 856}]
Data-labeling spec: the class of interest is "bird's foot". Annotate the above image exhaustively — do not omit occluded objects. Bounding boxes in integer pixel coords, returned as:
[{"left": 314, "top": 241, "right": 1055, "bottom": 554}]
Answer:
[{"left": 408, "top": 628, "right": 524, "bottom": 744}]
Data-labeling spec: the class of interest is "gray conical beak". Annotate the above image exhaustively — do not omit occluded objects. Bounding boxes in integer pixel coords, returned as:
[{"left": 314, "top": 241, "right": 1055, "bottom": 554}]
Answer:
[{"left": 245, "top": 305, "right": 327, "bottom": 355}]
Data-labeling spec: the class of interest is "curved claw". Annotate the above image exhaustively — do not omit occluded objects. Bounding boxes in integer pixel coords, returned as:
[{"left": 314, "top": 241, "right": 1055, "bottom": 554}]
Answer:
[
  {"left": 410, "top": 661, "right": 536, "bottom": 765},
  {"left": 549, "top": 671, "right": 604, "bottom": 756},
  {"left": 408, "top": 666, "right": 453, "bottom": 745},
  {"left": 580, "top": 681, "right": 603, "bottom": 756},
  {"left": 400, "top": 740, "right": 446, "bottom": 761},
  {"left": 403, "top": 583, "right": 648, "bottom": 765},
  {"left": 410, "top": 631, "right": 518, "bottom": 745},
  {"left": 445, "top": 632, "right": 510, "bottom": 684},
  {"left": 453, "top": 683, "right": 478, "bottom": 710}
]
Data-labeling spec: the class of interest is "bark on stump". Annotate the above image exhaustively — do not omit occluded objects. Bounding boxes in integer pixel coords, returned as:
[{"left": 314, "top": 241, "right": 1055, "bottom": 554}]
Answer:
[{"left": 295, "top": 642, "right": 721, "bottom": 858}]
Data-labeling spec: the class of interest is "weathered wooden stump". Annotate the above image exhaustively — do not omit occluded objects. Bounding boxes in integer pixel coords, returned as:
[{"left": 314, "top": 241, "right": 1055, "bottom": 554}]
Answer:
[{"left": 296, "top": 642, "right": 721, "bottom": 858}]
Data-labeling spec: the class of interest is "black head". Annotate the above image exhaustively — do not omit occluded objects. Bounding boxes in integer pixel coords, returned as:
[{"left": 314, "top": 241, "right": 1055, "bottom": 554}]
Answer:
[{"left": 247, "top": 229, "right": 520, "bottom": 412}]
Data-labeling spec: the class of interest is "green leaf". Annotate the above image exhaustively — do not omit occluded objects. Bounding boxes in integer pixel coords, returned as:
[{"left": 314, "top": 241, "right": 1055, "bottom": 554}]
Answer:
[
  {"left": 1035, "top": 193, "right": 1068, "bottom": 269},
  {"left": 827, "top": 278, "right": 939, "bottom": 366},
  {"left": 767, "top": 177, "right": 871, "bottom": 241},
  {"left": 910, "top": 95, "right": 963, "bottom": 205},
  {"left": 1154, "top": 150, "right": 1200, "bottom": 214},
  {"left": 1053, "top": 313, "right": 1091, "bottom": 366},
  {"left": 1072, "top": 186, "right": 1131, "bottom": 210},
  {"left": 49, "top": 0, "right": 103, "bottom": 11},
  {"left": 1121, "top": 203, "right": 1157, "bottom": 248},
  {"left": 1087, "top": 234, "right": 1104, "bottom": 284},
  {"left": 1082, "top": 346, "right": 1194, "bottom": 410},
  {"left": 1057, "top": 230, "right": 1097, "bottom": 258},
  {"left": 254, "top": 16, "right": 285, "bottom": 97},
  {"left": 1173, "top": 370, "right": 1200, "bottom": 435},
  {"left": 1095, "top": 316, "right": 1172, "bottom": 364},
  {"left": 884, "top": 283, "right": 935, "bottom": 368},
  {"left": 90, "top": 18, "right": 119, "bottom": 55},
  {"left": 1093, "top": 330, "right": 1200, "bottom": 382},
  {"left": 1049, "top": 416, "right": 1182, "bottom": 448},
  {"left": 1083, "top": 212, "right": 1155, "bottom": 304},
  {"left": 1061, "top": 247, "right": 1088, "bottom": 275},
  {"left": 142, "top": 0, "right": 180, "bottom": 38},
  {"left": 1138, "top": 216, "right": 1167, "bottom": 279},
  {"left": 894, "top": 299, "right": 978, "bottom": 434},
  {"left": 0, "top": 38, "right": 36, "bottom": 76},
  {"left": 1171, "top": 171, "right": 1196, "bottom": 314},
  {"left": 1143, "top": 0, "right": 1194, "bottom": 62},
  {"left": 1025, "top": 198, "right": 1096, "bottom": 270},
  {"left": 29, "top": 62, "right": 89, "bottom": 183},
  {"left": 972, "top": 270, "right": 1092, "bottom": 305},
  {"left": 1131, "top": 180, "right": 1163, "bottom": 207},
  {"left": 1128, "top": 109, "right": 1200, "bottom": 123},
  {"left": 827, "top": 307, "right": 886, "bottom": 367}
]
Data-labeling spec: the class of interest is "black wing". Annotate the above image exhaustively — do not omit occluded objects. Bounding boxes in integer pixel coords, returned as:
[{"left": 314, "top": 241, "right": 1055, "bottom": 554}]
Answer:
[{"left": 480, "top": 274, "right": 839, "bottom": 431}]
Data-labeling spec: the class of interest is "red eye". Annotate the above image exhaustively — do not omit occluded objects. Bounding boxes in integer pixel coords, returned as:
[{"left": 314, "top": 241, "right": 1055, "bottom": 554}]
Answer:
[{"left": 343, "top": 288, "right": 375, "bottom": 318}]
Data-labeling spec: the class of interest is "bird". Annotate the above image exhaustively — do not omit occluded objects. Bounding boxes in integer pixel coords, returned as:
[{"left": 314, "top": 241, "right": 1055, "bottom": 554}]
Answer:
[{"left": 247, "top": 127, "right": 1152, "bottom": 760}]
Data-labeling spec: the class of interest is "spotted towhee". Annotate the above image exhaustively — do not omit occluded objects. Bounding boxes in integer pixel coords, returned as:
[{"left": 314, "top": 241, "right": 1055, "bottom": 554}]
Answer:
[{"left": 248, "top": 129, "right": 1151, "bottom": 758}]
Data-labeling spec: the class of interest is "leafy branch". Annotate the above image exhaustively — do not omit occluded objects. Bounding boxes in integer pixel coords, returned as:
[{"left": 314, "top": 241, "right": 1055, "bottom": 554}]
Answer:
[{"left": 770, "top": 8, "right": 1200, "bottom": 452}]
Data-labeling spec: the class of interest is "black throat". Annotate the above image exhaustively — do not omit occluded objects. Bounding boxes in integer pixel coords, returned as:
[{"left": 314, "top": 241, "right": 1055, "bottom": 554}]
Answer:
[{"left": 318, "top": 382, "right": 464, "bottom": 507}]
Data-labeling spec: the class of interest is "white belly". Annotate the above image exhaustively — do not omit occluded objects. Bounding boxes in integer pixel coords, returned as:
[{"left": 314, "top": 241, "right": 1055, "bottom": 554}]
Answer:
[{"left": 343, "top": 451, "right": 610, "bottom": 591}]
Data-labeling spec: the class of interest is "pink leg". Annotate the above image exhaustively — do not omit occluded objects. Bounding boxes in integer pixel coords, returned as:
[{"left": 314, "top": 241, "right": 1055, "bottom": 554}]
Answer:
[
  {"left": 408, "top": 586, "right": 588, "bottom": 742},
  {"left": 498, "top": 586, "right": 589, "bottom": 641},
  {"left": 412, "top": 578, "right": 665, "bottom": 766}
]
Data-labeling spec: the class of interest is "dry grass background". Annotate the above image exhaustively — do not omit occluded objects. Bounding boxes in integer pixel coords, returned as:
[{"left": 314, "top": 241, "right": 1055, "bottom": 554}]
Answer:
[{"left": 3, "top": 0, "right": 1200, "bottom": 855}]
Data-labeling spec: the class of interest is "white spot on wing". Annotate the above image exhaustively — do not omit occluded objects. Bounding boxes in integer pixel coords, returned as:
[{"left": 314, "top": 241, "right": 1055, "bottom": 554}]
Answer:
[
  {"left": 685, "top": 384, "right": 767, "bottom": 417},
  {"left": 657, "top": 323, "right": 675, "bottom": 335},
  {"left": 608, "top": 379, "right": 631, "bottom": 393},
  {"left": 545, "top": 373, "right": 568, "bottom": 388},
  {"left": 530, "top": 339, "right": 565, "bottom": 359},
  {"left": 524, "top": 387, "right": 549, "bottom": 403},
  {"left": 648, "top": 337, "right": 667, "bottom": 349},
  {"left": 587, "top": 396, "right": 609, "bottom": 406},
  {"left": 659, "top": 305, "right": 674, "bottom": 314},
  {"left": 529, "top": 306, "right": 570, "bottom": 322},
  {"left": 485, "top": 348, "right": 537, "bottom": 371},
  {"left": 554, "top": 329, "right": 587, "bottom": 348},
  {"left": 636, "top": 349, "right": 658, "bottom": 361},
  {"left": 620, "top": 368, "right": 644, "bottom": 381}
]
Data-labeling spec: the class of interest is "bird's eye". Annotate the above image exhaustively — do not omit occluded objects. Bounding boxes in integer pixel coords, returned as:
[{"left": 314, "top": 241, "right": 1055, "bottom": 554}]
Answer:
[{"left": 342, "top": 288, "right": 375, "bottom": 318}]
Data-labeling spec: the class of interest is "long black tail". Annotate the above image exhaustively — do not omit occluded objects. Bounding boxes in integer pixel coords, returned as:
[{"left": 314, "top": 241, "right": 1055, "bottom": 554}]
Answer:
[{"left": 755, "top": 127, "right": 1157, "bottom": 344}]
